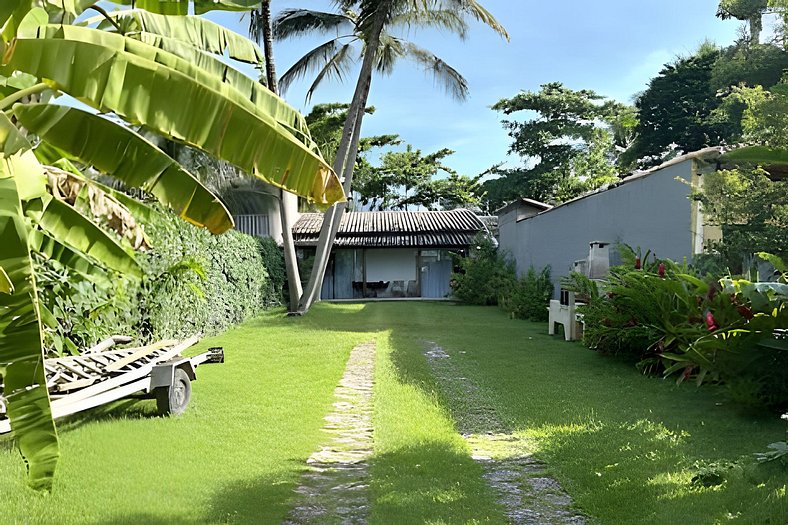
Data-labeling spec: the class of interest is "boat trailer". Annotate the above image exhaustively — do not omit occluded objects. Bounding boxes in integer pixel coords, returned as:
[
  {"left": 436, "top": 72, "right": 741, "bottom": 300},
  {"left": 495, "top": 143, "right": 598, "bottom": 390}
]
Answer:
[{"left": 0, "top": 335, "right": 223, "bottom": 435}]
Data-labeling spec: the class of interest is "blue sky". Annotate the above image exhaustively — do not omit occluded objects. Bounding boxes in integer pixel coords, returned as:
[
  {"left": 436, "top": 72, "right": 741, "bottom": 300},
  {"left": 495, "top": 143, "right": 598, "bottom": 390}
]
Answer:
[{"left": 206, "top": 1, "right": 747, "bottom": 177}]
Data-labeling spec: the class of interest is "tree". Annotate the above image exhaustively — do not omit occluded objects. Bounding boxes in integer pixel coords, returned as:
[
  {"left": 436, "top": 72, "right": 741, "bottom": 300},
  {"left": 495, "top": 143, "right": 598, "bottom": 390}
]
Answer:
[
  {"left": 625, "top": 44, "right": 728, "bottom": 167},
  {"left": 249, "top": 0, "right": 305, "bottom": 313},
  {"left": 717, "top": 0, "right": 769, "bottom": 42},
  {"left": 484, "top": 82, "right": 632, "bottom": 209},
  {"left": 274, "top": 0, "right": 508, "bottom": 313},
  {"left": 0, "top": 0, "right": 341, "bottom": 490}
]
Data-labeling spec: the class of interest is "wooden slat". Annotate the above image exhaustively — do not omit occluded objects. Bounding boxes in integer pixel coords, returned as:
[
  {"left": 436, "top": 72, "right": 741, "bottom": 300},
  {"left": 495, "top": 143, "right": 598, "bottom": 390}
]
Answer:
[{"left": 104, "top": 340, "right": 177, "bottom": 373}]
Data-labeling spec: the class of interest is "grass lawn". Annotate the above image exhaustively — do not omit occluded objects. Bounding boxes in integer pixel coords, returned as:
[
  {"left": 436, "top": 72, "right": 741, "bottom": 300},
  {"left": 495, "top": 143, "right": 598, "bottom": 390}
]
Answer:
[{"left": 1, "top": 302, "right": 785, "bottom": 524}]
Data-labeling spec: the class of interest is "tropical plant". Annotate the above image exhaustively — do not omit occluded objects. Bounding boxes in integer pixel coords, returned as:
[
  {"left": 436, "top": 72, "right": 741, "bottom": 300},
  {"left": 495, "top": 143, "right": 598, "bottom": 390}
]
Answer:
[
  {"left": 274, "top": 0, "right": 509, "bottom": 313},
  {"left": 0, "top": 0, "right": 342, "bottom": 490},
  {"left": 499, "top": 265, "right": 553, "bottom": 322},
  {"left": 451, "top": 233, "right": 516, "bottom": 306}
]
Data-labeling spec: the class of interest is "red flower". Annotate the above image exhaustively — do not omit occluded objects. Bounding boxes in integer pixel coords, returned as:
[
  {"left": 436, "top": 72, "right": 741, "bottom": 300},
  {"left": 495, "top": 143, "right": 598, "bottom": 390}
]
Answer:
[
  {"left": 736, "top": 305, "right": 754, "bottom": 320},
  {"left": 658, "top": 263, "right": 666, "bottom": 278},
  {"left": 705, "top": 311, "right": 719, "bottom": 331},
  {"left": 635, "top": 256, "right": 641, "bottom": 270}
]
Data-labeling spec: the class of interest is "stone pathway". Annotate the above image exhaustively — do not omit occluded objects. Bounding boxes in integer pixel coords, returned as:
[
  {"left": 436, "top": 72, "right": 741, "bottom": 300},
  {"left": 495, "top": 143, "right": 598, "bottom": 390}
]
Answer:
[
  {"left": 283, "top": 342, "right": 376, "bottom": 525},
  {"left": 425, "top": 342, "right": 586, "bottom": 525}
]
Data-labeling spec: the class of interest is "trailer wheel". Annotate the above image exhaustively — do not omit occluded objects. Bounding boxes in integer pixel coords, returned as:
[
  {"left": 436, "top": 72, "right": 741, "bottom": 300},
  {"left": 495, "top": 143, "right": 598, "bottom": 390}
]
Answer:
[{"left": 155, "top": 368, "right": 192, "bottom": 416}]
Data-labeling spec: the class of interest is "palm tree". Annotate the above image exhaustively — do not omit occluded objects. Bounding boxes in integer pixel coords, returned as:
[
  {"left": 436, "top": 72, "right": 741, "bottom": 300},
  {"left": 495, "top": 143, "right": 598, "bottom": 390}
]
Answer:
[
  {"left": 1, "top": 0, "right": 342, "bottom": 490},
  {"left": 249, "top": 1, "right": 304, "bottom": 313},
  {"left": 273, "top": 0, "right": 508, "bottom": 313}
]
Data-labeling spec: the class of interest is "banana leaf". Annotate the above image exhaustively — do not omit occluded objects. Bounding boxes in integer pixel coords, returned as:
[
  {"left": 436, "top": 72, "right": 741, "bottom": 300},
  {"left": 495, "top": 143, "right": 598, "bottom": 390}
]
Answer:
[
  {"left": 15, "top": 103, "right": 234, "bottom": 234},
  {"left": 99, "top": 9, "right": 264, "bottom": 64},
  {"left": 36, "top": 22, "right": 315, "bottom": 150},
  {"left": 0, "top": 0, "right": 32, "bottom": 42},
  {"left": 42, "top": 0, "right": 98, "bottom": 17},
  {"left": 23, "top": 193, "right": 142, "bottom": 277},
  {"left": 132, "top": 32, "right": 317, "bottom": 148},
  {"left": 0, "top": 161, "right": 59, "bottom": 492},
  {"left": 29, "top": 229, "right": 111, "bottom": 285},
  {"left": 0, "top": 264, "right": 12, "bottom": 293},
  {"left": 4, "top": 26, "right": 345, "bottom": 205},
  {"left": 111, "top": 0, "right": 262, "bottom": 16}
]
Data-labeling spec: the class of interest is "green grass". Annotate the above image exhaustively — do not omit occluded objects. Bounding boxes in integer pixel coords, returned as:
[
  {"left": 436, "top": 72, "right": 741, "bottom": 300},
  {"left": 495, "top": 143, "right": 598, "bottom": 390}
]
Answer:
[{"left": 1, "top": 302, "right": 785, "bottom": 524}]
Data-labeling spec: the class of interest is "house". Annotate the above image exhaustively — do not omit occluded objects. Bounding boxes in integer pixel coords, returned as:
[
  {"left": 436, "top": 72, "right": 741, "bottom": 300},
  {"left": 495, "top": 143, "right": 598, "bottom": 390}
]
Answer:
[
  {"left": 293, "top": 209, "right": 486, "bottom": 300},
  {"left": 498, "top": 148, "right": 725, "bottom": 296}
]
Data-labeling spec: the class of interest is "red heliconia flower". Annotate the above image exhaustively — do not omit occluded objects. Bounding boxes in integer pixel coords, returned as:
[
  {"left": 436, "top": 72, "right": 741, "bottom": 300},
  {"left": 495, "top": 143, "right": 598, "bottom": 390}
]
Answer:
[
  {"left": 705, "top": 311, "right": 719, "bottom": 331},
  {"left": 658, "top": 263, "right": 666, "bottom": 278},
  {"left": 737, "top": 305, "right": 754, "bottom": 320},
  {"left": 635, "top": 256, "right": 641, "bottom": 269}
]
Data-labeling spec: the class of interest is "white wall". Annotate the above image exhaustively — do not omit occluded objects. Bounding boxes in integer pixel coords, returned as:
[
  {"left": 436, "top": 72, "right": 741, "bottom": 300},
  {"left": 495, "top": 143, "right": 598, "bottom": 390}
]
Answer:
[{"left": 365, "top": 249, "right": 417, "bottom": 281}]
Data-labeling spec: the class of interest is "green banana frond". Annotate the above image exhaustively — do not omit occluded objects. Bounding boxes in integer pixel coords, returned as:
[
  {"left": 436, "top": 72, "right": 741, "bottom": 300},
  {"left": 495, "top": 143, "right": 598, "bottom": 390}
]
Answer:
[
  {"left": 92, "top": 9, "right": 265, "bottom": 64},
  {"left": 28, "top": 229, "right": 111, "bottom": 284},
  {"left": 3, "top": 25, "right": 345, "bottom": 205},
  {"left": 15, "top": 103, "right": 234, "bottom": 234},
  {"left": 0, "top": 265, "right": 13, "bottom": 293},
  {"left": 111, "top": 0, "right": 264, "bottom": 16},
  {"left": 23, "top": 189, "right": 142, "bottom": 277},
  {"left": 721, "top": 146, "right": 788, "bottom": 166},
  {"left": 0, "top": 160, "right": 59, "bottom": 492}
]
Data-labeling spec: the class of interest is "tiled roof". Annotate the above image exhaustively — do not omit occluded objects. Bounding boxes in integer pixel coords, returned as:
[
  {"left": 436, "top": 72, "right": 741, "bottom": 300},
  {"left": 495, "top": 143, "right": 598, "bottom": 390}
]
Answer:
[{"left": 293, "top": 209, "right": 485, "bottom": 248}]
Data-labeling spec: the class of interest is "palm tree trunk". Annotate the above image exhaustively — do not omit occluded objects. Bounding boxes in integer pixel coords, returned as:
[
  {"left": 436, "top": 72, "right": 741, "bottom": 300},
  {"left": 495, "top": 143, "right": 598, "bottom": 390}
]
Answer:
[
  {"left": 297, "top": 7, "right": 388, "bottom": 313},
  {"left": 255, "top": 0, "right": 303, "bottom": 312}
]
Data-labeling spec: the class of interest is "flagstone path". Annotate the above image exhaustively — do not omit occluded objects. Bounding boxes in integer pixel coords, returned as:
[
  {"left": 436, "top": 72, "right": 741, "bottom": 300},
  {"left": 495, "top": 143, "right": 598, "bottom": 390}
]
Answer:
[
  {"left": 283, "top": 342, "right": 376, "bottom": 525},
  {"left": 424, "top": 342, "right": 586, "bottom": 525}
]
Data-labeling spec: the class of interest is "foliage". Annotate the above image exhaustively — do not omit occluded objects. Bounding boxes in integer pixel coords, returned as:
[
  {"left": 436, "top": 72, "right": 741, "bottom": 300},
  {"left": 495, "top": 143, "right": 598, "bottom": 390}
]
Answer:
[
  {"left": 258, "top": 236, "right": 286, "bottom": 307},
  {"left": 485, "top": 82, "right": 633, "bottom": 208},
  {"left": 451, "top": 233, "right": 516, "bottom": 305},
  {"left": 626, "top": 44, "right": 727, "bottom": 167},
  {"left": 499, "top": 265, "right": 553, "bottom": 321},
  {"left": 575, "top": 245, "right": 788, "bottom": 410},
  {"left": 354, "top": 144, "right": 482, "bottom": 211},
  {"left": 696, "top": 167, "right": 788, "bottom": 271}
]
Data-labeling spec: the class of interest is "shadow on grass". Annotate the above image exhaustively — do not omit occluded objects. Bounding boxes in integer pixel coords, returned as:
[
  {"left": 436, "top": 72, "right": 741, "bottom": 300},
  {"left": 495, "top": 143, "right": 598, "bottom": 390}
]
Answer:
[
  {"left": 203, "top": 470, "right": 301, "bottom": 525},
  {"left": 56, "top": 398, "right": 160, "bottom": 434},
  {"left": 370, "top": 442, "right": 500, "bottom": 523}
]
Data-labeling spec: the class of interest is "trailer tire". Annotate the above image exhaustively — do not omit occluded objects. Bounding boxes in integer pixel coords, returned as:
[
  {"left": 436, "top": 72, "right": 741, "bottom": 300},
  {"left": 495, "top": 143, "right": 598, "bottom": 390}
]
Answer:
[{"left": 155, "top": 368, "right": 191, "bottom": 416}]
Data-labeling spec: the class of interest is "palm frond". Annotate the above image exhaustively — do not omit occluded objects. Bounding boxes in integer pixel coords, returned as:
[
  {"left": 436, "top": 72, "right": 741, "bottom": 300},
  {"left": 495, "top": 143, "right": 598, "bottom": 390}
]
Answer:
[
  {"left": 439, "top": 0, "right": 508, "bottom": 40},
  {"left": 273, "top": 8, "right": 354, "bottom": 40},
  {"left": 306, "top": 42, "right": 355, "bottom": 102},
  {"left": 402, "top": 41, "right": 468, "bottom": 100},
  {"left": 375, "top": 33, "right": 405, "bottom": 74},
  {"left": 278, "top": 36, "right": 354, "bottom": 95},
  {"left": 391, "top": 8, "right": 469, "bottom": 39}
]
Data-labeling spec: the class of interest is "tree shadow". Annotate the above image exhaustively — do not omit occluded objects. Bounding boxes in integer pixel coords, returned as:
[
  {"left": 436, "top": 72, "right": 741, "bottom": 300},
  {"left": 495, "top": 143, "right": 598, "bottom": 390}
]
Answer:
[{"left": 202, "top": 469, "right": 303, "bottom": 525}]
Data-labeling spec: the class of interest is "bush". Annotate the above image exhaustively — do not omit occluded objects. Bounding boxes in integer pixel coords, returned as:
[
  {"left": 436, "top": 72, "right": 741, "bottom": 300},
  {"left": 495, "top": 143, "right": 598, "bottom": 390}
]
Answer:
[
  {"left": 451, "top": 233, "right": 516, "bottom": 305},
  {"left": 500, "top": 266, "right": 553, "bottom": 321},
  {"left": 568, "top": 245, "right": 788, "bottom": 411},
  {"left": 36, "top": 208, "right": 279, "bottom": 355}
]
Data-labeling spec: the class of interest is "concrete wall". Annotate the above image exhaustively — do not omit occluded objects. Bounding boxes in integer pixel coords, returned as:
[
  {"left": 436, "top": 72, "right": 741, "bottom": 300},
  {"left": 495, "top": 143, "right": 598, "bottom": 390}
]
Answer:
[
  {"left": 499, "top": 159, "right": 698, "bottom": 296},
  {"left": 366, "top": 249, "right": 418, "bottom": 281}
]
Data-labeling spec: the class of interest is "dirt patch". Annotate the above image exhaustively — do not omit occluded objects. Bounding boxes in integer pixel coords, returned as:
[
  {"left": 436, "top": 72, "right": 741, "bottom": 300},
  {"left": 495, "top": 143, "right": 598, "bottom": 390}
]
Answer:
[
  {"left": 424, "top": 342, "right": 586, "bottom": 525},
  {"left": 283, "top": 342, "right": 376, "bottom": 525}
]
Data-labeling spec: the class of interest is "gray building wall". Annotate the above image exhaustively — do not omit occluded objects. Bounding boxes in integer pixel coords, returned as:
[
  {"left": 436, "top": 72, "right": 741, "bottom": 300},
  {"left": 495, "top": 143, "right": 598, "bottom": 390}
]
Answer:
[{"left": 499, "top": 159, "right": 698, "bottom": 297}]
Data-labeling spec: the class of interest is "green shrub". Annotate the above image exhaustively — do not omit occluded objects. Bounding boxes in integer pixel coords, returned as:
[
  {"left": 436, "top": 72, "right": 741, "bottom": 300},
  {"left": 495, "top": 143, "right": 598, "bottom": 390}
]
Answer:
[
  {"left": 571, "top": 245, "right": 788, "bottom": 411},
  {"left": 451, "top": 233, "right": 516, "bottom": 305},
  {"left": 258, "top": 236, "right": 286, "bottom": 307},
  {"left": 500, "top": 265, "right": 553, "bottom": 321},
  {"left": 35, "top": 208, "right": 278, "bottom": 355}
]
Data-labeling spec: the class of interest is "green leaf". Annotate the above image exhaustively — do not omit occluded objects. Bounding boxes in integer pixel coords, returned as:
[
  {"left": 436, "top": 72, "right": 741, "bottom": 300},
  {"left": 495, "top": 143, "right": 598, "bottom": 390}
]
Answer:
[
  {"left": 0, "top": 264, "right": 13, "bottom": 293},
  {"left": 0, "top": 159, "right": 59, "bottom": 491},
  {"left": 104, "top": 9, "right": 264, "bottom": 64},
  {"left": 0, "top": 0, "right": 32, "bottom": 42},
  {"left": 756, "top": 252, "right": 788, "bottom": 273},
  {"left": 23, "top": 193, "right": 142, "bottom": 277},
  {"left": 28, "top": 229, "right": 111, "bottom": 285},
  {"left": 4, "top": 25, "right": 345, "bottom": 206},
  {"left": 42, "top": 0, "right": 96, "bottom": 17},
  {"left": 111, "top": 0, "right": 261, "bottom": 16},
  {"left": 15, "top": 103, "right": 234, "bottom": 234},
  {"left": 721, "top": 146, "right": 788, "bottom": 165}
]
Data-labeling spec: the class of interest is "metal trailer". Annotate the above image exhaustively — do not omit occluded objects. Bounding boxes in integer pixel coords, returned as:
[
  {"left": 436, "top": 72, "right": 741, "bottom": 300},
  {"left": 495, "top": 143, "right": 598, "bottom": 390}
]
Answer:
[{"left": 0, "top": 335, "right": 224, "bottom": 435}]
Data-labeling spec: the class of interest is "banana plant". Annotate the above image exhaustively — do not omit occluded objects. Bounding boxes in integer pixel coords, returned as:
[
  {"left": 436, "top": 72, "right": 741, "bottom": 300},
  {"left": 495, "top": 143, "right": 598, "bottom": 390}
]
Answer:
[{"left": 1, "top": 1, "right": 342, "bottom": 491}]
